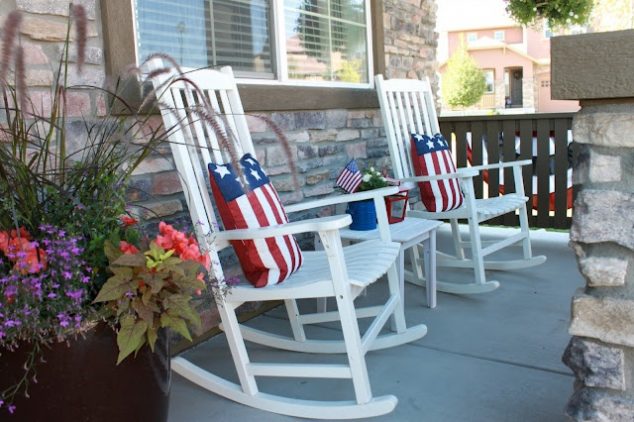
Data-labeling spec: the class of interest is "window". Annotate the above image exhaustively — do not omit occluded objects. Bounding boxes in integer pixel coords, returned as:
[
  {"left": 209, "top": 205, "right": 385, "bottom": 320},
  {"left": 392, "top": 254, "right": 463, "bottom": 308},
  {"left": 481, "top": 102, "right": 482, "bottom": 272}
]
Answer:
[
  {"left": 543, "top": 23, "right": 553, "bottom": 38},
  {"left": 134, "top": 0, "right": 371, "bottom": 86},
  {"left": 483, "top": 69, "right": 494, "bottom": 93},
  {"left": 493, "top": 30, "right": 504, "bottom": 41},
  {"left": 466, "top": 32, "right": 477, "bottom": 43}
]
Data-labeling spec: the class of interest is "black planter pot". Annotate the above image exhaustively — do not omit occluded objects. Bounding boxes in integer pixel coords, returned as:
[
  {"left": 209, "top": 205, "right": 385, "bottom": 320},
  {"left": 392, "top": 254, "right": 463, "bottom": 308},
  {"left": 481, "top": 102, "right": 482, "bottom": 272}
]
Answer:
[{"left": 0, "top": 323, "right": 170, "bottom": 421}]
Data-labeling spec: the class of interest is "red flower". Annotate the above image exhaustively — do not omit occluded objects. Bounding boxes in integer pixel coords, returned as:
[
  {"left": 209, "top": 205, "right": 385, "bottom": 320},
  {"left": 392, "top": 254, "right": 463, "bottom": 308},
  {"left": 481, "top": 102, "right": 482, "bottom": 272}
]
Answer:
[
  {"left": 120, "top": 215, "right": 138, "bottom": 227},
  {"left": 119, "top": 240, "right": 139, "bottom": 255}
]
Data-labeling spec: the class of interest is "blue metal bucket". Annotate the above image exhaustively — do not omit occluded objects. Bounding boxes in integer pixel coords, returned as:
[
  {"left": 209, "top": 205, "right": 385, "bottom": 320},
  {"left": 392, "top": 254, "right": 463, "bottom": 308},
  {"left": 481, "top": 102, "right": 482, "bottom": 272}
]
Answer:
[{"left": 347, "top": 199, "right": 377, "bottom": 230}]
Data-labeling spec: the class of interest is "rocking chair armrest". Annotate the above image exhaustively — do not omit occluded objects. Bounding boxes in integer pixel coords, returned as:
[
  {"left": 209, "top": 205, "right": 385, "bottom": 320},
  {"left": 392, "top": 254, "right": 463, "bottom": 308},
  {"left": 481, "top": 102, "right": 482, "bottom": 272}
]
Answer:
[
  {"left": 214, "top": 215, "right": 352, "bottom": 243},
  {"left": 284, "top": 186, "right": 399, "bottom": 214},
  {"left": 463, "top": 159, "right": 532, "bottom": 173},
  {"left": 399, "top": 168, "right": 479, "bottom": 184}
]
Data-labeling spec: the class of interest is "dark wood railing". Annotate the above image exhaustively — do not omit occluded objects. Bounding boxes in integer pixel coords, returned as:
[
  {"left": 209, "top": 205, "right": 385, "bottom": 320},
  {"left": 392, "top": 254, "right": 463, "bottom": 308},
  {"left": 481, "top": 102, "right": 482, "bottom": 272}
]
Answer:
[{"left": 439, "top": 113, "right": 575, "bottom": 229}]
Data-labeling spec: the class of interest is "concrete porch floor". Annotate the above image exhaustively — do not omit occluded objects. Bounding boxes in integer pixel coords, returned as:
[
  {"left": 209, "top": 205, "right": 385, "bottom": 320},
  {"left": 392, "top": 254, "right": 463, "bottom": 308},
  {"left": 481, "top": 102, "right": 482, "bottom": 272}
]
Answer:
[{"left": 169, "top": 226, "right": 583, "bottom": 421}]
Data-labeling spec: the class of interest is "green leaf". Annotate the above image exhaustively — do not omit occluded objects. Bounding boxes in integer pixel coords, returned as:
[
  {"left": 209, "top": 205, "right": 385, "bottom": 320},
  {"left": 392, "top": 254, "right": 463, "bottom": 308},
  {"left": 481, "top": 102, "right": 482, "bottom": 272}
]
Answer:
[
  {"left": 164, "top": 295, "right": 201, "bottom": 327},
  {"left": 93, "top": 269, "right": 134, "bottom": 302},
  {"left": 116, "top": 315, "right": 149, "bottom": 364},
  {"left": 113, "top": 252, "right": 146, "bottom": 267},
  {"left": 147, "top": 326, "right": 158, "bottom": 352},
  {"left": 132, "top": 298, "right": 155, "bottom": 324},
  {"left": 144, "top": 274, "right": 166, "bottom": 294},
  {"left": 104, "top": 240, "right": 122, "bottom": 262},
  {"left": 160, "top": 313, "right": 192, "bottom": 341}
]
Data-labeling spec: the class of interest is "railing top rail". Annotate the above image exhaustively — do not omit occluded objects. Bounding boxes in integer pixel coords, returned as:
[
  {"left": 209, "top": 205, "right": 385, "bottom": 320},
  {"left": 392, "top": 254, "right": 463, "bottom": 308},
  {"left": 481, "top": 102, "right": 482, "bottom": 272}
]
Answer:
[{"left": 439, "top": 112, "right": 576, "bottom": 123}]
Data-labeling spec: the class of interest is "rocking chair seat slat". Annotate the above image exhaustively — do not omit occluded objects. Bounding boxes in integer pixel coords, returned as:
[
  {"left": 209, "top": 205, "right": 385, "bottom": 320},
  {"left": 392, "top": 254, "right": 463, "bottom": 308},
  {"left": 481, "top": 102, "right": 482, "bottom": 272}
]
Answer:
[{"left": 228, "top": 240, "right": 401, "bottom": 302}]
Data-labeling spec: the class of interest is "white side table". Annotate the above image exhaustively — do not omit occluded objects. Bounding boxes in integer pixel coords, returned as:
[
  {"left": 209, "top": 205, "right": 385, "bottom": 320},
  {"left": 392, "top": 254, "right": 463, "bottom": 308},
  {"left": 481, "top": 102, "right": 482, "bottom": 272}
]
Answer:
[{"left": 339, "top": 218, "right": 443, "bottom": 308}]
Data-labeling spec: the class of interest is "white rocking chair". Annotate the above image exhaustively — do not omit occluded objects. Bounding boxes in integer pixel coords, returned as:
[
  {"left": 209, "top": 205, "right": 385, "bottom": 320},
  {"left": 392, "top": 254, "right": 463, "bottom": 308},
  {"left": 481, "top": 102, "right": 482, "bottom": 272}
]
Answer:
[
  {"left": 375, "top": 75, "right": 546, "bottom": 294},
  {"left": 148, "top": 62, "right": 428, "bottom": 419}
]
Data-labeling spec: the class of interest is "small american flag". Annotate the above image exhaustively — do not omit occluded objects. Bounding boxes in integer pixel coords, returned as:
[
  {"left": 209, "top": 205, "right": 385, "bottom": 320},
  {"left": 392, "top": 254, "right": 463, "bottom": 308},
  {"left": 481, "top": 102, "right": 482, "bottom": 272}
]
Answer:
[{"left": 336, "top": 159, "right": 363, "bottom": 193}]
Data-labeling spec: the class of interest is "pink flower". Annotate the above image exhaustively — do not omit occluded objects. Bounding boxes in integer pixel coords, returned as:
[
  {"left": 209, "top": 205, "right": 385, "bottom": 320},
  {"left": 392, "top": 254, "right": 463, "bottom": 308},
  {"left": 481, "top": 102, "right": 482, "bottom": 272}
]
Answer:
[{"left": 155, "top": 234, "right": 173, "bottom": 251}]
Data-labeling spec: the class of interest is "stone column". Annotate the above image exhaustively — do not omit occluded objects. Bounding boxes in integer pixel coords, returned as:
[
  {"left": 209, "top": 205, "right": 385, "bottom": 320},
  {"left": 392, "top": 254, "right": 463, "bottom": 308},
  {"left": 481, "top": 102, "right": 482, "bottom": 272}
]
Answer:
[{"left": 552, "top": 30, "right": 634, "bottom": 421}]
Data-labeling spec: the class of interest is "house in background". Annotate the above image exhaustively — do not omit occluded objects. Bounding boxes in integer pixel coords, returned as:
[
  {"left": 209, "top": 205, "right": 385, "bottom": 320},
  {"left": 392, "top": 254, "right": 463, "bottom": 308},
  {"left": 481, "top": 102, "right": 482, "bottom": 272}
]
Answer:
[{"left": 437, "top": 0, "right": 580, "bottom": 115}]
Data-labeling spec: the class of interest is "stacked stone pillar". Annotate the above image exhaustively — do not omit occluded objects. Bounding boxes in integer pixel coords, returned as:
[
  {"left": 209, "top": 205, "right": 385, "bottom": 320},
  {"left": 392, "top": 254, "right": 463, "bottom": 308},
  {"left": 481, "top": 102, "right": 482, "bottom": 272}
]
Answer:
[{"left": 552, "top": 30, "right": 634, "bottom": 420}]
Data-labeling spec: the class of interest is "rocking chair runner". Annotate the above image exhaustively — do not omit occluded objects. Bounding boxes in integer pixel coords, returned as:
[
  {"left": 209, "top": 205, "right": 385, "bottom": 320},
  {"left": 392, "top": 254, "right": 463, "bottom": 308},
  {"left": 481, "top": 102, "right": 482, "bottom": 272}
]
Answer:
[
  {"left": 375, "top": 75, "right": 546, "bottom": 294},
  {"left": 148, "top": 62, "right": 427, "bottom": 419}
]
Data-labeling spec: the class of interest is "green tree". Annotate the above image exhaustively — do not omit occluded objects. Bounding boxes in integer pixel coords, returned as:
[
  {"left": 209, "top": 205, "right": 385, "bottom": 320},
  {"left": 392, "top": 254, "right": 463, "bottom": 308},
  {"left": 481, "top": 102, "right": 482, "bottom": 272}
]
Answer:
[{"left": 442, "top": 45, "right": 486, "bottom": 109}]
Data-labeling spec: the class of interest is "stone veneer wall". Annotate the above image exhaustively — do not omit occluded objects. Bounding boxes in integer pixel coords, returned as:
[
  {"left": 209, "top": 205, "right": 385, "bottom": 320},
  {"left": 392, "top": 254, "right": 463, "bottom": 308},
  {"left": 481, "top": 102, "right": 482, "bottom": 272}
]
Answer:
[
  {"left": 0, "top": 0, "right": 105, "bottom": 119},
  {"left": 552, "top": 31, "right": 634, "bottom": 421},
  {"left": 3, "top": 0, "right": 438, "bottom": 335}
]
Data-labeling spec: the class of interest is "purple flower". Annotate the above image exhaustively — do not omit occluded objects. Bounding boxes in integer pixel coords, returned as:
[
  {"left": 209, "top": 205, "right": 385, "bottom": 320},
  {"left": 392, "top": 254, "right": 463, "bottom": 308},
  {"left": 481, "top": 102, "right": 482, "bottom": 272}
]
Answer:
[
  {"left": 8, "top": 404, "right": 16, "bottom": 414},
  {"left": 65, "top": 289, "right": 84, "bottom": 302},
  {"left": 225, "top": 276, "right": 241, "bottom": 286},
  {"left": 57, "top": 313, "right": 70, "bottom": 328},
  {"left": 62, "top": 271, "right": 72, "bottom": 280},
  {"left": 4, "top": 319, "right": 20, "bottom": 328}
]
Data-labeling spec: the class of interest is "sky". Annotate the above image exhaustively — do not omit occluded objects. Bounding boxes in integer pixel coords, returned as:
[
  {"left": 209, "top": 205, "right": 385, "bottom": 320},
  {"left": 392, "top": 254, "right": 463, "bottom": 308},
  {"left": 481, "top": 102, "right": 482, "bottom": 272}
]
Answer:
[{"left": 436, "top": 0, "right": 515, "bottom": 31}]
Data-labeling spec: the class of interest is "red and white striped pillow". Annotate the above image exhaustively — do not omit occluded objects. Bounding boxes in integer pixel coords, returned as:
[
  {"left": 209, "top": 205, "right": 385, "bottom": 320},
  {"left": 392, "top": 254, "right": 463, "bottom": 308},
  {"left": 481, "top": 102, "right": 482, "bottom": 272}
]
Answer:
[
  {"left": 208, "top": 154, "right": 303, "bottom": 287},
  {"left": 410, "top": 133, "right": 464, "bottom": 212}
]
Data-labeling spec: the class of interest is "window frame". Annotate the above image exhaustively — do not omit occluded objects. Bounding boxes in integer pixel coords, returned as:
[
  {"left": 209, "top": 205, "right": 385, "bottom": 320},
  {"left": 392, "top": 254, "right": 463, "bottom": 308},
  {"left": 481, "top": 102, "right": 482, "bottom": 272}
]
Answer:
[
  {"left": 101, "top": 0, "right": 382, "bottom": 112},
  {"left": 493, "top": 30, "right": 505, "bottom": 41},
  {"left": 483, "top": 68, "right": 495, "bottom": 94}
]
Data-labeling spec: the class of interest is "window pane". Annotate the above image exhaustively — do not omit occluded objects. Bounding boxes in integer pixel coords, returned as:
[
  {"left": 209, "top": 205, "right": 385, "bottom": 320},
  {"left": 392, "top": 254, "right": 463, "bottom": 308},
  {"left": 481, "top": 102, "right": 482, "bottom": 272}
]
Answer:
[
  {"left": 212, "top": 0, "right": 274, "bottom": 74},
  {"left": 284, "top": 0, "right": 329, "bottom": 16},
  {"left": 484, "top": 69, "right": 494, "bottom": 93},
  {"left": 135, "top": 0, "right": 210, "bottom": 67},
  {"left": 284, "top": 0, "right": 368, "bottom": 83},
  {"left": 331, "top": 0, "right": 365, "bottom": 23},
  {"left": 331, "top": 21, "right": 367, "bottom": 82},
  {"left": 135, "top": 0, "right": 274, "bottom": 76}
]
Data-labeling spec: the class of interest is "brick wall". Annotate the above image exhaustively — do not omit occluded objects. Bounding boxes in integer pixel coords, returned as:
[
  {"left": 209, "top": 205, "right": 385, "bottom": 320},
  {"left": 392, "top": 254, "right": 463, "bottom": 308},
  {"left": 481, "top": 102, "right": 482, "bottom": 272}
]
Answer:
[{"left": 1, "top": 0, "right": 105, "bottom": 117}]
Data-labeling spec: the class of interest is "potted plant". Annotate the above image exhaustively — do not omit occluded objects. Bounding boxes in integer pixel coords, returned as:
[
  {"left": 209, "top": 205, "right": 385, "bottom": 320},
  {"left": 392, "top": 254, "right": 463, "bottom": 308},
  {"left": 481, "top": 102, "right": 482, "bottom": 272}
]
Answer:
[
  {"left": 0, "top": 6, "right": 214, "bottom": 420},
  {"left": 346, "top": 167, "right": 389, "bottom": 230}
]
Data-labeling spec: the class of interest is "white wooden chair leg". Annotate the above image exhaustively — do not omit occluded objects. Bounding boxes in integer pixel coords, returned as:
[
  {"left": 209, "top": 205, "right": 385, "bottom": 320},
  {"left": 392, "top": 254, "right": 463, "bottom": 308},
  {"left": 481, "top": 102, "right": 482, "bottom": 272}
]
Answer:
[
  {"left": 386, "top": 263, "right": 407, "bottom": 334},
  {"left": 284, "top": 299, "right": 307, "bottom": 342},
  {"left": 422, "top": 235, "right": 437, "bottom": 309},
  {"left": 217, "top": 300, "right": 259, "bottom": 396},
  {"left": 450, "top": 218, "right": 466, "bottom": 260},
  {"left": 518, "top": 203, "right": 533, "bottom": 260},
  {"left": 323, "top": 231, "right": 373, "bottom": 405},
  {"left": 316, "top": 298, "right": 328, "bottom": 313},
  {"left": 468, "top": 219, "right": 487, "bottom": 285},
  {"left": 313, "top": 236, "right": 329, "bottom": 313},
  {"left": 390, "top": 250, "right": 406, "bottom": 332},
  {"left": 336, "top": 292, "right": 373, "bottom": 405},
  {"left": 408, "top": 245, "right": 425, "bottom": 284}
]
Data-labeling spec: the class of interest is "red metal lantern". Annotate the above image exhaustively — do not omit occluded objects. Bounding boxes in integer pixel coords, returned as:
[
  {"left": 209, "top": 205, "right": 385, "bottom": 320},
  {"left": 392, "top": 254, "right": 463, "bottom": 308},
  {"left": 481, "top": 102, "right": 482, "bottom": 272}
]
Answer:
[{"left": 384, "top": 191, "right": 409, "bottom": 224}]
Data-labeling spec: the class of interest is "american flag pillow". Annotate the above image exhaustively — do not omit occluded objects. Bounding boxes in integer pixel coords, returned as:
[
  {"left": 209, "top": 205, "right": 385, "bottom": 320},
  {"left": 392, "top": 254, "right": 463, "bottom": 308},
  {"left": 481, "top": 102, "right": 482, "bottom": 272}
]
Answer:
[
  {"left": 208, "top": 154, "right": 303, "bottom": 287},
  {"left": 410, "top": 133, "right": 464, "bottom": 212}
]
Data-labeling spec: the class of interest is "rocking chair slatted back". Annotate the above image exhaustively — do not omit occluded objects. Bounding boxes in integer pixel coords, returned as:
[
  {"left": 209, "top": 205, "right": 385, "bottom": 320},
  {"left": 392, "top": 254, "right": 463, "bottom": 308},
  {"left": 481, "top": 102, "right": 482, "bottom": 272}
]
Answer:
[
  {"left": 150, "top": 64, "right": 257, "bottom": 281},
  {"left": 376, "top": 76, "right": 439, "bottom": 180},
  {"left": 375, "top": 74, "right": 547, "bottom": 295}
]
